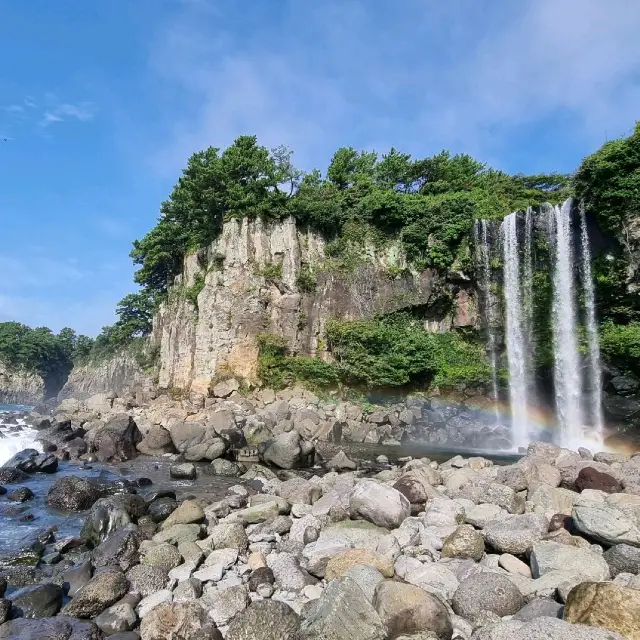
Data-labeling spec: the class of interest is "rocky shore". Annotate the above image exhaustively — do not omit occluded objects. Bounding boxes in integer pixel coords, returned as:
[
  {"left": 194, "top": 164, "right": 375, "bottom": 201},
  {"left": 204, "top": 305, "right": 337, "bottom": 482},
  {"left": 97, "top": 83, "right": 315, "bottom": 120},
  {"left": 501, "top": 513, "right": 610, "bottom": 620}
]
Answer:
[{"left": 0, "top": 390, "right": 639, "bottom": 639}]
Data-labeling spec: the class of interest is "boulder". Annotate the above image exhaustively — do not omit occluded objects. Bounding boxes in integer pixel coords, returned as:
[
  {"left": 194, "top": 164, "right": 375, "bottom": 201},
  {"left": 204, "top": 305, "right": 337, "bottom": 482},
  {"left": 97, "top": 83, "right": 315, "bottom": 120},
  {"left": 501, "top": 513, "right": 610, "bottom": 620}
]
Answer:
[
  {"left": 206, "top": 523, "right": 249, "bottom": 552},
  {"left": 424, "top": 498, "right": 465, "bottom": 527},
  {"left": 405, "top": 563, "right": 459, "bottom": 602},
  {"left": 564, "top": 581, "right": 640, "bottom": 639},
  {"left": 604, "top": 543, "right": 640, "bottom": 577},
  {"left": 209, "top": 458, "right": 242, "bottom": 476},
  {"left": 325, "top": 549, "right": 394, "bottom": 580},
  {"left": 512, "top": 598, "right": 563, "bottom": 620},
  {"left": 298, "top": 576, "right": 386, "bottom": 640},
  {"left": 452, "top": 572, "right": 524, "bottom": 620},
  {"left": 169, "top": 463, "right": 196, "bottom": 480},
  {"left": 136, "top": 426, "right": 175, "bottom": 456},
  {"left": 126, "top": 564, "right": 168, "bottom": 597},
  {"left": 459, "top": 481, "right": 524, "bottom": 514},
  {"left": 345, "top": 565, "right": 385, "bottom": 603},
  {"left": 147, "top": 497, "right": 178, "bottom": 523},
  {"left": 277, "top": 477, "right": 322, "bottom": 505},
  {"left": 62, "top": 561, "right": 92, "bottom": 597},
  {"left": 349, "top": 481, "right": 410, "bottom": 529},
  {"left": 92, "top": 525, "right": 140, "bottom": 571},
  {"left": 0, "top": 617, "right": 103, "bottom": 640},
  {"left": 394, "top": 469, "right": 439, "bottom": 505},
  {"left": 202, "top": 584, "right": 249, "bottom": 627},
  {"left": 266, "top": 552, "right": 316, "bottom": 592},
  {"left": 80, "top": 497, "right": 132, "bottom": 547},
  {"left": 61, "top": 570, "right": 127, "bottom": 618},
  {"left": 471, "top": 617, "right": 625, "bottom": 640},
  {"left": 572, "top": 504, "right": 640, "bottom": 547},
  {"left": 327, "top": 450, "right": 357, "bottom": 470},
  {"left": 8, "top": 584, "right": 63, "bottom": 618},
  {"left": 464, "top": 503, "right": 507, "bottom": 529},
  {"left": 575, "top": 466, "right": 623, "bottom": 493},
  {"left": 530, "top": 541, "right": 610, "bottom": 581},
  {"left": 441, "top": 525, "right": 485, "bottom": 561},
  {"left": 373, "top": 579, "right": 452, "bottom": 640},
  {"left": 93, "top": 414, "right": 142, "bottom": 462},
  {"left": 212, "top": 378, "right": 239, "bottom": 398},
  {"left": 160, "top": 499, "right": 204, "bottom": 530},
  {"left": 483, "top": 513, "right": 549, "bottom": 554},
  {"left": 226, "top": 600, "right": 300, "bottom": 640},
  {"left": 261, "top": 431, "right": 315, "bottom": 469},
  {"left": 169, "top": 422, "right": 226, "bottom": 461},
  {"left": 95, "top": 601, "right": 137, "bottom": 635},
  {"left": 141, "top": 543, "right": 182, "bottom": 572},
  {"left": 46, "top": 476, "right": 101, "bottom": 512},
  {"left": 139, "top": 601, "right": 220, "bottom": 640},
  {"left": 6, "top": 487, "right": 33, "bottom": 502}
]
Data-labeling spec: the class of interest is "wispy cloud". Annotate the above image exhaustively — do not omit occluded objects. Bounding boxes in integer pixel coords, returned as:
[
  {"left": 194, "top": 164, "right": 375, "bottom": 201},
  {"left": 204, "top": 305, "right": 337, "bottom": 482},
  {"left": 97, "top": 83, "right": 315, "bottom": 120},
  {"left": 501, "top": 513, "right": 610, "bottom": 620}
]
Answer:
[
  {"left": 39, "top": 101, "right": 95, "bottom": 128},
  {"left": 0, "top": 254, "right": 87, "bottom": 289}
]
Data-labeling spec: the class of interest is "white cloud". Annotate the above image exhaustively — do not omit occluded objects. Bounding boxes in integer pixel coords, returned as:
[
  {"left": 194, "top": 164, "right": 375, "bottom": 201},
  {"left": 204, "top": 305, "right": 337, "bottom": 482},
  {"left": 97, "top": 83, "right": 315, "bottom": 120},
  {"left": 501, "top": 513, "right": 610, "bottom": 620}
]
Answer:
[
  {"left": 39, "top": 101, "right": 94, "bottom": 128},
  {"left": 145, "top": 0, "right": 640, "bottom": 174},
  {"left": 0, "top": 254, "right": 86, "bottom": 290}
]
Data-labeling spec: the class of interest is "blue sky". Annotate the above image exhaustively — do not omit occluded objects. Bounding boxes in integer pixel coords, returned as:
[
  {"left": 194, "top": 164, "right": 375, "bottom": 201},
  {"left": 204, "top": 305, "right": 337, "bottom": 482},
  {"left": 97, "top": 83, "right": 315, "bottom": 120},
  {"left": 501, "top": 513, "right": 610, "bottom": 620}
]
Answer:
[{"left": 1, "top": 0, "right": 639, "bottom": 336}]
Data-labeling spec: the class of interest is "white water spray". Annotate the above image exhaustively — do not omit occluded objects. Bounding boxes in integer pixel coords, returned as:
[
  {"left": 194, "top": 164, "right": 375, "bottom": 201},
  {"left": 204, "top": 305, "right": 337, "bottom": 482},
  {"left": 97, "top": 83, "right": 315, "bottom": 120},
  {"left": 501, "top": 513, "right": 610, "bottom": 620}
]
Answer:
[
  {"left": 551, "top": 199, "right": 584, "bottom": 446},
  {"left": 580, "top": 206, "right": 604, "bottom": 439},
  {"left": 501, "top": 213, "right": 529, "bottom": 448}
]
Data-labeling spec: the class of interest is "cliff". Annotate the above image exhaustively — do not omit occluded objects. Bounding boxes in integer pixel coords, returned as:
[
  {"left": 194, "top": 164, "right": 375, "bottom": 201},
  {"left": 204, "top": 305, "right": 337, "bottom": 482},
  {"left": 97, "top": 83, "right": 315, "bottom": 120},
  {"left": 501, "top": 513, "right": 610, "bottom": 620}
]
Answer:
[
  {"left": 0, "top": 362, "right": 46, "bottom": 406},
  {"left": 58, "top": 352, "right": 151, "bottom": 401},
  {"left": 151, "top": 216, "right": 476, "bottom": 394}
]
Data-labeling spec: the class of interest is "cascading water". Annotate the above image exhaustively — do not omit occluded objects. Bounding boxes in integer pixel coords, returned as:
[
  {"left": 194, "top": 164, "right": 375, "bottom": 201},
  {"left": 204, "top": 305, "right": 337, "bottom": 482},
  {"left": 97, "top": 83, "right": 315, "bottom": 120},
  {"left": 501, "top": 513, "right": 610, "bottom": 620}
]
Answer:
[
  {"left": 474, "top": 220, "right": 500, "bottom": 426},
  {"left": 580, "top": 205, "right": 604, "bottom": 438},
  {"left": 478, "top": 198, "right": 604, "bottom": 450},
  {"left": 551, "top": 199, "right": 584, "bottom": 446},
  {"left": 500, "top": 213, "right": 530, "bottom": 449}
]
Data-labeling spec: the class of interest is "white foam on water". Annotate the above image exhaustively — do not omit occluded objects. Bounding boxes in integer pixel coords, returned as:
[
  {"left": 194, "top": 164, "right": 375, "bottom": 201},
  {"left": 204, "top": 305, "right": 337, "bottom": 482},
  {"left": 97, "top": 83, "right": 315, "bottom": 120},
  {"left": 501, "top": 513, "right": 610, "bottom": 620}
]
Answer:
[{"left": 0, "top": 417, "right": 41, "bottom": 466}]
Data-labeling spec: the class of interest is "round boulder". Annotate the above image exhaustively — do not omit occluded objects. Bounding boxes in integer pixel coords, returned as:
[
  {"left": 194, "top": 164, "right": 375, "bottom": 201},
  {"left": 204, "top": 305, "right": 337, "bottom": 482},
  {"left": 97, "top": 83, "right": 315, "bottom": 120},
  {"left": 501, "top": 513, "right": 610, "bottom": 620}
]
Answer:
[
  {"left": 226, "top": 600, "right": 300, "bottom": 640},
  {"left": 452, "top": 572, "right": 524, "bottom": 620},
  {"left": 441, "top": 525, "right": 484, "bottom": 561},
  {"left": 46, "top": 476, "right": 101, "bottom": 512}
]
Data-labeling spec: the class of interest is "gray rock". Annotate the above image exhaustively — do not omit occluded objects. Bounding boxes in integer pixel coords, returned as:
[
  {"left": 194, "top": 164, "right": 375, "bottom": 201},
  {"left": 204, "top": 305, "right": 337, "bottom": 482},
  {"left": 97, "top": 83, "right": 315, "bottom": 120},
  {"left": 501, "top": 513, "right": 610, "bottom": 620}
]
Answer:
[
  {"left": 405, "top": 563, "right": 460, "bottom": 602},
  {"left": 172, "top": 577, "right": 202, "bottom": 602},
  {"left": 530, "top": 541, "right": 610, "bottom": 581},
  {"left": 93, "top": 414, "right": 142, "bottom": 462},
  {"left": 62, "top": 561, "right": 92, "bottom": 597},
  {"left": 226, "top": 600, "right": 300, "bottom": 640},
  {"left": 136, "top": 590, "right": 173, "bottom": 619},
  {"left": 9, "top": 584, "right": 63, "bottom": 618},
  {"left": 327, "top": 450, "right": 357, "bottom": 470},
  {"left": 277, "top": 477, "right": 321, "bottom": 505},
  {"left": 603, "top": 543, "right": 640, "bottom": 577},
  {"left": 136, "top": 425, "right": 175, "bottom": 456},
  {"left": 202, "top": 584, "right": 249, "bottom": 627},
  {"left": 267, "top": 552, "right": 316, "bottom": 591},
  {"left": 572, "top": 504, "right": 640, "bottom": 547},
  {"left": 93, "top": 524, "right": 140, "bottom": 572},
  {"left": 126, "top": 564, "right": 168, "bottom": 597},
  {"left": 483, "top": 513, "right": 548, "bottom": 554},
  {"left": 160, "top": 499, "right": 204, "bottom": 530},
  {"left": 147, "top": 497, "right": 177, "bottom": 523},
  {"left": 373, "top": 579, "right": 452, "bottom": 639},
  {"left": 512, "top": 599, "right": 563, "bottom": 621},
  {"left": 152, "top": 524, "right": 201, "bottom": 546},
  {"left": 170, "top": 421, "right": 226, "bottom": 461},
  {"left": 206, "top": 523, "right": 249, "bottom": 552},
  {"left": 95, "top": 602, "right": 137, "bottom": 635},
  {"left": 210, "top": 458, "right": 242, "bottom": 476},
  {"left": 442, "top": 525, "right": 485, "bottom": 561},
  {"left": 452, "top": 572, "right": 524, "bottom": 620},
  {"left": 139, "top": 601, "right": 219, "bottom": 640},
  {"left": 298, "top": 576, "right": 386, "bottom": 640},
  {"left": 169, "top": 463, "right": 196, "bottom": 480},
  {"left": 141, "top": 543, "right": 182, "bottom": 572},
  {"left": 470, "top": 617, "right": 624, "bottom": 639},
  {"left": 459, "top": 481, "right": 524, "bottom": 514},
  {"left": 465, "top": 503, "right": 508, "bottom": 529},
  {"left": 424, "top": 498, "right": 465, "bottom": 527},
  {"left": 61, "top": 570, "right": 127, "bottom": 618},
  {"left": 261, "top": 431, "right": 315, "bottom": 469},
  {"left": 350, "top": 481, "right": 410, "bottom": 529},
  {"left": 345, "top": 565, "right": 385, "bottom": 603}
]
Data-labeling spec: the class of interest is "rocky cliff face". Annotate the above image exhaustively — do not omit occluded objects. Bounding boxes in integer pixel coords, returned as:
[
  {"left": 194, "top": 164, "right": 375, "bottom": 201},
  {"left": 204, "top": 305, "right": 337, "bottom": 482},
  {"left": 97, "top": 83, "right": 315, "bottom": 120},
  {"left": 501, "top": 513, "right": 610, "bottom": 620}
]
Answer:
[
  {"left": 151, "top": 216, "right": 476, "bottom": 394},
  {"left": 0, "top": 362, "right": 46, "bottom": 405},
  {"left": 58, "top": 352, "right": 150, "bottom": 401}
]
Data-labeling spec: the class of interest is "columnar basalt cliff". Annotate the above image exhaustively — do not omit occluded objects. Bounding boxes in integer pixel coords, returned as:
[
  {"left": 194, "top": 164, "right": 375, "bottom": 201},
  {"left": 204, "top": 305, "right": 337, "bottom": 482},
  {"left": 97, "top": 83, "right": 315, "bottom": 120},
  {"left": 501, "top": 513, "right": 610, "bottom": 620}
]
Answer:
[
  {"left": 0, "top": 362, "right": 46, "bottom": 405},
  {"left": 151, "top": 216, "right": 476, "bottom": 395}
]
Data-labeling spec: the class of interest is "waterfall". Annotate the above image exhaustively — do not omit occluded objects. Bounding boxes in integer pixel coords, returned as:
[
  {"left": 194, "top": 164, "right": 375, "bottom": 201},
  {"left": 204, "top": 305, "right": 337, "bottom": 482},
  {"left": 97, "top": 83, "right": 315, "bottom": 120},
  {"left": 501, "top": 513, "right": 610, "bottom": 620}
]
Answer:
[
  {"left": 474, "top": 220, "right": 500, "bottom": 426},
  {"left": 523, "top": 208, "right": 535, "bottom": 400},
  {"left": 551, "top": 199, "right": 584, "bottom": 446},
  {"left": 500, "top": 212, "right": 530, "bottom": 448},
  {"left": 580, "top": 205, "right": 604, "bottom": 437}
]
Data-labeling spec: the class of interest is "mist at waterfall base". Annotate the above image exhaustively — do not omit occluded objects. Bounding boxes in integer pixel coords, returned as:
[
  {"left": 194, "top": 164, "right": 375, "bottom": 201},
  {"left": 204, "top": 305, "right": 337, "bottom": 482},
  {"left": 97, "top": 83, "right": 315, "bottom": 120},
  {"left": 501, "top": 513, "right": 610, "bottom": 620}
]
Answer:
[{"left": 475, "top": 198, "right": 609, "bottom": 453}]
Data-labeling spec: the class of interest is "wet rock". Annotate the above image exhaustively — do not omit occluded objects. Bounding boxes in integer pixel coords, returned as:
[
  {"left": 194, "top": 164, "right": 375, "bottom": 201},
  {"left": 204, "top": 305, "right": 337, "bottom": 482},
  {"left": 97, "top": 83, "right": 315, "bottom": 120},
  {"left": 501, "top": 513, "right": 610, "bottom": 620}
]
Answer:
[
  {"left": 483, "top": 513, "right": 549, "bottom": 554},
  {"left": 0, "top": 468, "right": 29, "bottom": 484},
  {"left": 169, "top": 463, "right": 196, "bottom": 480},
  {"left": 147, "top": 497, "right": 177, "bottom": 523},
  {"left": 93, "top": 414, "right": 142, "bottom": 462},
  {"left": 46, "top": 476, "right": 101, "bottom": 512},
  {"left": 226, "top": 600, "right": 300, "bottom": 640},
  {"left": 247, "top": 566, "right": 275, "bottom": 592},
  {"left": 373, "top": 579, "right": 452, "bottom": 640},
  {"left": 575, "top": 466, "right": 623, "bottom": 493},
  {"left": 261, "top": 431, "right": 315, "bottom": 469},
  {"left": 0, "top": 601, "right": 8, "bottom": 624},
  {"left": 564, "top": 581, "right": 640, "bottom": 639},
  {"left": 6, "top": 487, "right": 33, "bottom": 502},
  {"left": 441, "top": 525, "right": 484, "bottom": 561},
  {"left": 0, "top": 617, "right": 103, "bottom": 640},
  {"left": 452, "top": 572, "right": 524, "bottom": 620},
  {"left": 62, "top": 561, "right": 92, "bottom": 597},
  {"left": 350, "top": 481, "right": 410, "bottom": 529},
  {"left": 604, "top": 543, "right": 640, "bottom": 577},
  {"left": 139, "top": 601, "right": 220, "bottom": 640},
  {"left": 80, "top": 497, "right": 132, "bottom": 547},
  {"left": 9, "top": 584, "right": 63, "bottom": 618},
  {"left": 298, "top": 576, "right": 386, "bottom": 640},
  {"left": 92, "top": 525, "right": 140, "bottom": 571},
  {"left": 61, "top": 569, "right": 127, "bottom": 618}
]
